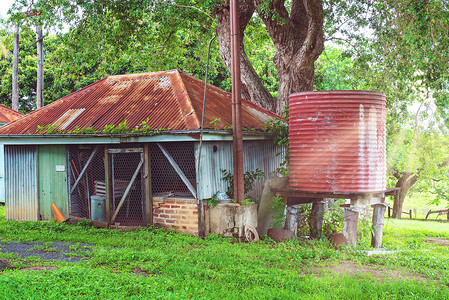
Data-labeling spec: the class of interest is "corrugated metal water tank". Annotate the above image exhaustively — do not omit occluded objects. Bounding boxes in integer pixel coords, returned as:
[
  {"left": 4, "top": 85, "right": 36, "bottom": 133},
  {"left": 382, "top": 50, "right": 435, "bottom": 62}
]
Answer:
[{"left": 289, "top": 91, "right": 386, "bottom": 192}]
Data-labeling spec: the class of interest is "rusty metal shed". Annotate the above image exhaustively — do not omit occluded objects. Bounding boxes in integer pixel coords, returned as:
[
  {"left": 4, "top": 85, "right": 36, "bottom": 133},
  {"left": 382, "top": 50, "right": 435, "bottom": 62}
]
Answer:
[
  {"left": 0, "top": 105, "right": 23, "bottom": 203},
  {"left": 0, "top": 70, "right": 284, "bottom": 234}
]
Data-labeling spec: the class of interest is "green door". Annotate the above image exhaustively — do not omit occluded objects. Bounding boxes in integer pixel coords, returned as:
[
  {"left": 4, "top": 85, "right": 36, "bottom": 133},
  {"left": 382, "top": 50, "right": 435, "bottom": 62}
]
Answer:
[{"left": 38, "top": 145, "right": 68, "bottom": 220}]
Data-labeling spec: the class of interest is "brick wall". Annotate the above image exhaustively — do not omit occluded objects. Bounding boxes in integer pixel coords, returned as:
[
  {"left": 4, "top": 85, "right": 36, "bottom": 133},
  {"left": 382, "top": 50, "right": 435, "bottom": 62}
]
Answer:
[{"left": 153, "top": 197, "right": 199, "bottom": 235}]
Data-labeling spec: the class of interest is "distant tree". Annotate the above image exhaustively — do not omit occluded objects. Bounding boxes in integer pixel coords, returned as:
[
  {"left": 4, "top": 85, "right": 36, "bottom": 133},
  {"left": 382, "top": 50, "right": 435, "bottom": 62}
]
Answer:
[{"left": 388, "top": 128, "right": 449, "bottom": 218}]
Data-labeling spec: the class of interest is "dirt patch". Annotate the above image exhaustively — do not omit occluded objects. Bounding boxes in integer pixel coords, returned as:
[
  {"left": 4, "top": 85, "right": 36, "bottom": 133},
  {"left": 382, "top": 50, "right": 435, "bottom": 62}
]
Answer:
[
  {"left": 311, "top": 261, "right": 428, "bottom": 282},
  {"left": 19, "top": 266, "right": 58, "bottom": 271},
  {"left": 425, "top": 238, "right": 449, "bottom": 246},
  {"left": 134, "top": 267, "right": 149, "bottom": 277},
  {"left": 0, "top": 240, "right": 93, "bottom": 262}
]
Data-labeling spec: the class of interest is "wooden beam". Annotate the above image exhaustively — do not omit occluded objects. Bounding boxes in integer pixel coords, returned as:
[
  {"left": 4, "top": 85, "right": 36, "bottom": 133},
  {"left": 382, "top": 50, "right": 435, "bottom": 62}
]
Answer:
[
  {"left": 309, "top": 202, "right": 325, "bottom": 239},
  {"left": 371, "top": 203, "right": 388, "bottom": 248},
  {"left": 143, "top": 144, "right": 153, "bottom": 226},
  {"left": 104, "top": 146, "right": 112, "bottom": 223},
  {"left": 286, "top": 197, "right": 323, "bottom": 205},
  {"left": 343, "top": 207, "right": 360, "bottom": 245},
  {"left": 70, "top": 145, "right": 99, "bottom": 194}
]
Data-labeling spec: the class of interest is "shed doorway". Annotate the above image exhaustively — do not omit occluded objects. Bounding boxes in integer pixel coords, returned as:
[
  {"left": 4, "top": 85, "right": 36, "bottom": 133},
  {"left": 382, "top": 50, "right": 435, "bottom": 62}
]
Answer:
[
  {"left": 107, "top": 147, "right": 145, "bottom": 226},
  {"left": 68, "top": 145, "right": 147, "bottom": 226}
]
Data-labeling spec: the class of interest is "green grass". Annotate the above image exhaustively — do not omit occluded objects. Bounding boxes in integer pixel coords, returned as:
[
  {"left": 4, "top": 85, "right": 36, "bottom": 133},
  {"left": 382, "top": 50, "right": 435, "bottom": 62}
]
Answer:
[
  {"left": 0, "top": 205, "right": 448, "bottom": 299},
  {"left": 385, "top": 192, "right": 448, "bottom": 219}
]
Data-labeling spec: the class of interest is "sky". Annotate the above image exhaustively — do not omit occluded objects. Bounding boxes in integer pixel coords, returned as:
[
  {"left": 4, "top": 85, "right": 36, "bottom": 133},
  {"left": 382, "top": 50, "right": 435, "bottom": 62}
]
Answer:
[{"left": 0, "top": 0, "right": 14, "bottom": 20}]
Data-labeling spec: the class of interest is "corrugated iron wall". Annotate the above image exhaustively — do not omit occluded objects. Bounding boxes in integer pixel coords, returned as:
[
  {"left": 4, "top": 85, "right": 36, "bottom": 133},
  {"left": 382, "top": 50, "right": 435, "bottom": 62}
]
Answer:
[
  {"left": 5, "top": 145, "right": 38, "bottom": 221},
  {"left": 196, "top": 140, "right": 284, "bottom": 200},
  {"left": 0, "top": 145, "right": 4, "bottom": 202}
]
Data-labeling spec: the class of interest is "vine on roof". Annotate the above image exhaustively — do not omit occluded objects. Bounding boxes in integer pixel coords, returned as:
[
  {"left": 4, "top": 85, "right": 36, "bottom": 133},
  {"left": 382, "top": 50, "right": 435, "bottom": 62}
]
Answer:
[{"left": 35, "top": 119, "right": 167, "bottom": 136}]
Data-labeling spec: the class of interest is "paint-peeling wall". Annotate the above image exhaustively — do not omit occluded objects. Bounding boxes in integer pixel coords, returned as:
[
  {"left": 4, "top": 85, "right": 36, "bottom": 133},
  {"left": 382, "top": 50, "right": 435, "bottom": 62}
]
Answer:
[{"left": 195, "top": 140, "right": 285, "bottom": 200}]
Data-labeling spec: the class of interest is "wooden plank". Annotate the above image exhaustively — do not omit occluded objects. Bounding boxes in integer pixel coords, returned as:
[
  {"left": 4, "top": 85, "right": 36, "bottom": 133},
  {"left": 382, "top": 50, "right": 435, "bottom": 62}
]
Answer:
[
  {"left": 107, "top": 148, "right": 143, "bottom": 154},
  {"left": 272, "top": 187, "right": 390, "bottom": 200},
  {"left": 385, "top": 187, "right": 400, "bottom": 196},
  {"left": 38, "top": 145, "right": 68, "bottom": 220},
  {"left": 143, "top": 144, "right": 153, "bottom": 226}
]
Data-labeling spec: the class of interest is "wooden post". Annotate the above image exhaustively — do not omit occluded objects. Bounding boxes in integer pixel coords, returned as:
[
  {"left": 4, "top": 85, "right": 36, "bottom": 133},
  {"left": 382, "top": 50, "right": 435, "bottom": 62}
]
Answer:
[
  {"left": 286, "top": 205, "right": 300, "bottom": 236},
  {"left": 309, "top": 201, "right": 325, "bottom": 239},
  {"left": 409, "top": 209, "right": 412, "bottom": 219},
  {"left": 36, "top": 25, "right": 43, "bottom": 109},
  {"left": 104, "top": 146, "right": 112, "bottom": 224},
  {"left": 343, "top": 207, "right": 360, "bottom": 245},
  {"left": 371, "top": 203, "right": 387, "bottom": 248},
  {"left": 197, "top": 200, "right": 206, "bottom": 238},
  {"left": 12, "top": 23, "right": 19, "bottom": 111},
  {"left": 143, "top": 144, "right": 153, "bottom": 226}
]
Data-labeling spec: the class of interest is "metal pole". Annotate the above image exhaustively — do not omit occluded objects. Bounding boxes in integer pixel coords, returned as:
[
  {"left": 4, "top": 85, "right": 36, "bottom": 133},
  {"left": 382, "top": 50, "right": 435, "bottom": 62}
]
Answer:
[
  {"left": 36, "top": 25, "right": 43, "bottom": 109},
  {"left": 230, "top": 0, "right": 244, "bottom": 204},
  {"left": 12, "top": 23, "right": 19, "bottom": 111}
]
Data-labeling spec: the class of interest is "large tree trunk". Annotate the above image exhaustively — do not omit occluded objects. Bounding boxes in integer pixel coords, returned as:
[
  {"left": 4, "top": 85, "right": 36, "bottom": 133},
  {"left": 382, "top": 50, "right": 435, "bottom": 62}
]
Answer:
[
  {"left": 255, "top": 0, "right": 324, "bottom": 114},
  {"left": 215, "top": 0, "right": 275, "bottom": 112},
  {"left": 392, "top": 172, "right": 418, "bottom": 219}
]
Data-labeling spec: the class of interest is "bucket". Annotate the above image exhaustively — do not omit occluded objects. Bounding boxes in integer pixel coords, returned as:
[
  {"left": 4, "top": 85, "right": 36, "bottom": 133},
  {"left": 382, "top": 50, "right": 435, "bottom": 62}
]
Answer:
[{"left": 91, "top": 195, "right": 106, "bottom": 222}]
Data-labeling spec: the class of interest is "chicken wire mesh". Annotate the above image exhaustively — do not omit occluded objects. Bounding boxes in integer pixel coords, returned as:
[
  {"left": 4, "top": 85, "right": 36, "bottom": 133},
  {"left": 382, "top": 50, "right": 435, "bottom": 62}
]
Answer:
[
  {"left": 68, "top": 142, "right": 197, "bottom": 226},
  {"left": 109, "top": 149, "right": 144, "bottom": 226},
  {"left": 150, "top": 142, "right": 197, "bottom": 198},
  {"left": 68, "top": 145, "right": 105, "bottom": 220}
]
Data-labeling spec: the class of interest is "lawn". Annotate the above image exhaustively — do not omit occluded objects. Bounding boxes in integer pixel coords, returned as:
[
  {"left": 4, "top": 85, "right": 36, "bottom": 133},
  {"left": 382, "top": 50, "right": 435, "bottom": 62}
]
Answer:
[
  {"left": 385, "top": 192, "right": 448, "bottom": 220},
  {"left": 0, "top": 205, "right": 448, "bottom": 299}
]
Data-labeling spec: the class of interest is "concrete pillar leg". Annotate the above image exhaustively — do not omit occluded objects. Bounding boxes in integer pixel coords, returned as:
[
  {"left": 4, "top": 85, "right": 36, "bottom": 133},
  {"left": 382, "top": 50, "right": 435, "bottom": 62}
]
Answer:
[
  {"left": 309, "top": 201, "right": 325, "bottom": 239},
  {"left": 286, "top": 205, "right": 300, "bottom": 236},
  {"left": 343, "top": 208, "right": 360, "bottom": 245},
  {"left": 371, "top": 203, "right": 387, "bottom": 248}
]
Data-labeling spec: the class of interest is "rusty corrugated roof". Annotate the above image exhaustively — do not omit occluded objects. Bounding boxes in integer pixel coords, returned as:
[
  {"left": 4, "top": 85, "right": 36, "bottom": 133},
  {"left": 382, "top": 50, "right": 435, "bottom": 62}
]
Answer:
[
  {"left": 0, "top": 70, "right": 278, "bottom": 135},
  {"left": 0, "top": 104, "right": 23, "bottom": 124}
]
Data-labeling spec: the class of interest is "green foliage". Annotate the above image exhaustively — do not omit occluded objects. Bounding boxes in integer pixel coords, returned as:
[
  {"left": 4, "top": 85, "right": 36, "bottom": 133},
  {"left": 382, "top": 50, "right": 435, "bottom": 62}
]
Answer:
[
  {"left": 322, "top": 199, "right": 346, "bottom": 238},
  {"left": 34, "top": 119, "right": 166, "bottom": 136},
  {"left": 264, "top": 107, "right": 289, "bottom": 175},
  {"left": 270, "top": 196, "right": 286, "bottom": 229},
  {"left": 387, "top": 128, "right": 449, "bottom": 205},
  {"left": 208, "top": 117, "right": 221, "bottom": 130},
  {"left": 221, "top": 168, "right": 265, "bottom": 200}
]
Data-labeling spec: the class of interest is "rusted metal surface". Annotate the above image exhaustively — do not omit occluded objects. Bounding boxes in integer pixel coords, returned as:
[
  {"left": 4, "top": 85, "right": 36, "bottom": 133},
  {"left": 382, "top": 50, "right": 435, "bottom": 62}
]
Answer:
[
  {"left": 0, "top": 70, "right": 278, "bottom": 135},
  {"left": 0, "top": 104, "right": 23, "bottom": 124},
  {"left": 289, "top": 91, "right": 386, "bottom": 193}
]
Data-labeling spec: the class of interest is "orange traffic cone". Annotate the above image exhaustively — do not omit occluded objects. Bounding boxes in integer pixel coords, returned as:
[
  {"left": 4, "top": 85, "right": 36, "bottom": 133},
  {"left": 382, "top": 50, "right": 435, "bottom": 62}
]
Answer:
[{"left": 51, "top": 203, "right": 67, "bottom": 223}]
